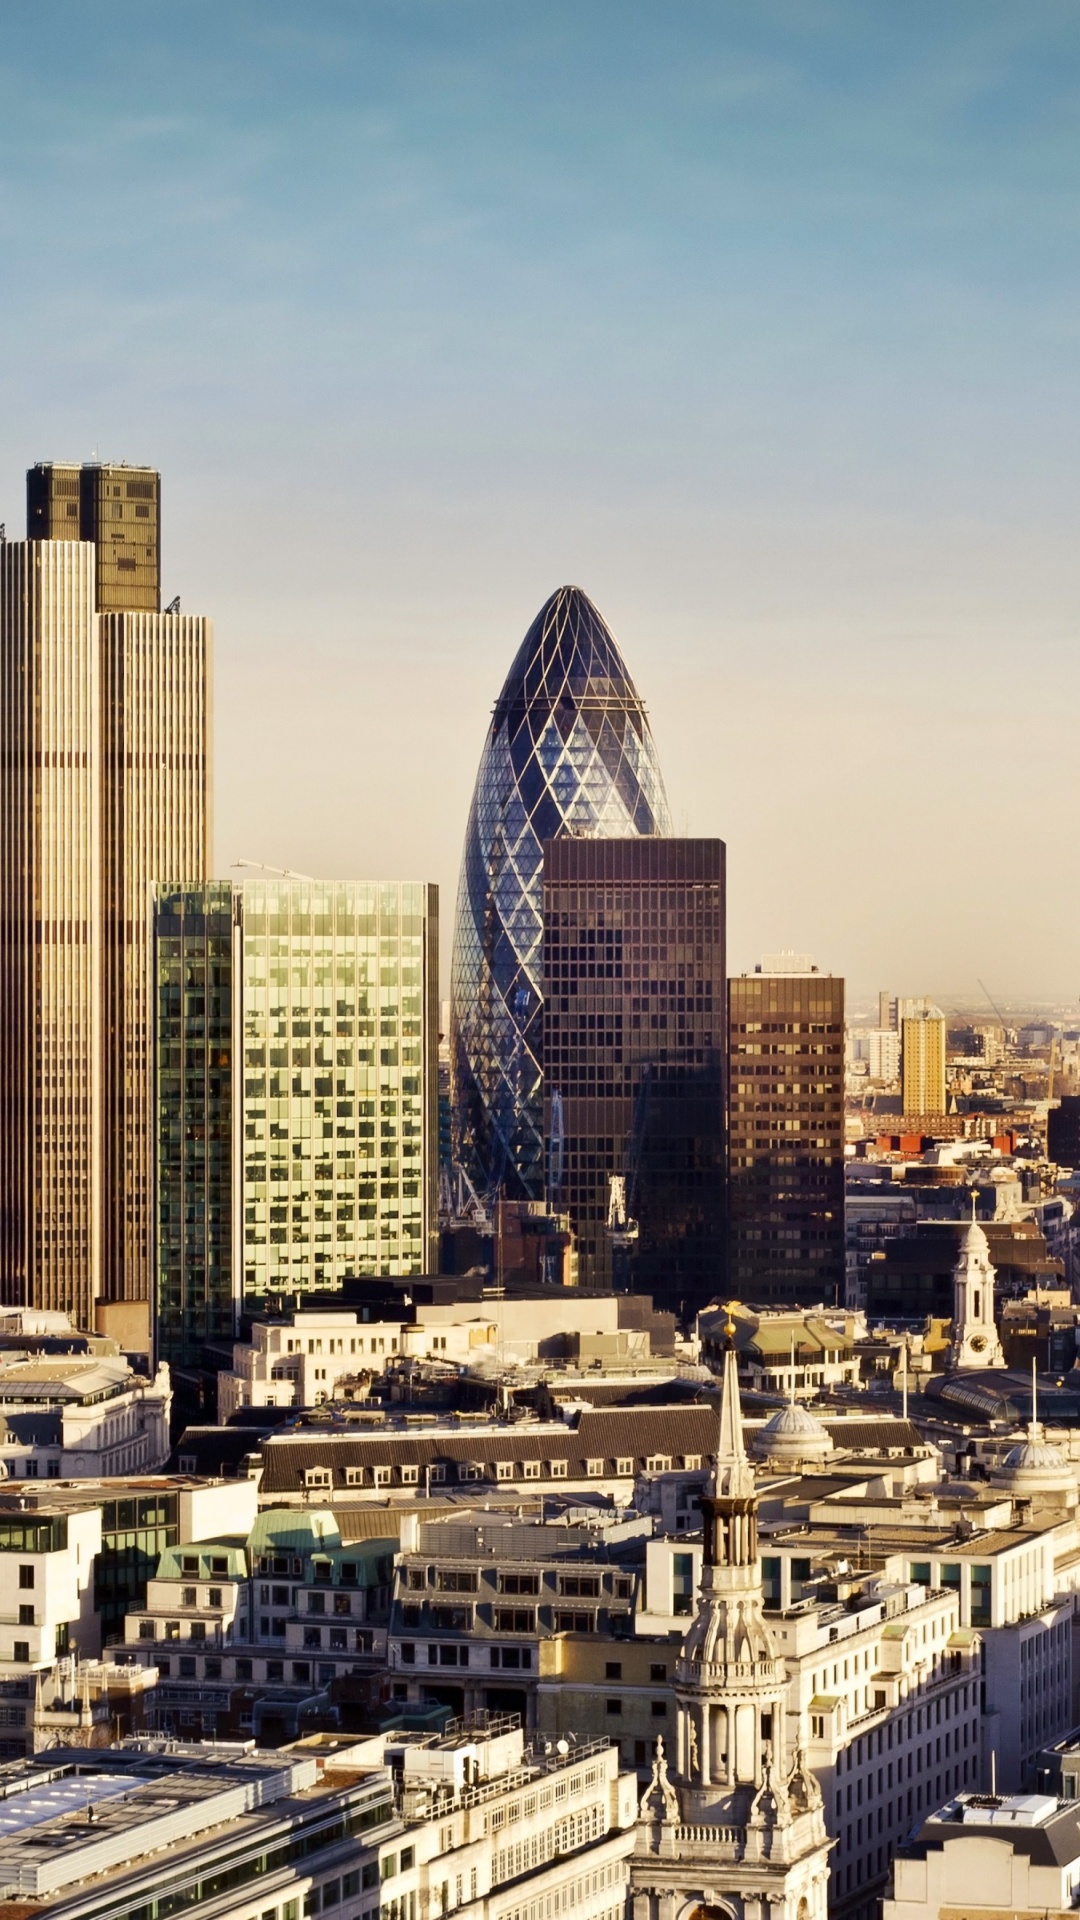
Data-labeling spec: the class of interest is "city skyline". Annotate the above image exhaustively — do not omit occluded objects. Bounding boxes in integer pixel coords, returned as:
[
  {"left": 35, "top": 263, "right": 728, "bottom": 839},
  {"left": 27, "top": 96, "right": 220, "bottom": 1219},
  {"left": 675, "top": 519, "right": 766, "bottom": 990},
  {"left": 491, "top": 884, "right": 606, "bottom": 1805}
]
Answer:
[{"left": 1, "top": 6, "right": 1078, "bottom": 1000}]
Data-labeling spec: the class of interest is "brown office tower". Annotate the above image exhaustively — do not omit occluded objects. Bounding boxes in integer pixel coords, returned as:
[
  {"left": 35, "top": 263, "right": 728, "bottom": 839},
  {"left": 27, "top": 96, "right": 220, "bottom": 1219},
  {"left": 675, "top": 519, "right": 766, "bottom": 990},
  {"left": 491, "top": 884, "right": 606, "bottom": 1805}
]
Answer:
[
  {"left": 0, "top": 465, "right": 209, "bottom": 1340},
  {"left": 727, "top": 957, "right": 845, "bottom": 1307},
  {"left": 542, "top": 838, "right": 725, "bottom": 1322},
  {"left": 27, "top": 463, "right": 160, "bottom": 613}
]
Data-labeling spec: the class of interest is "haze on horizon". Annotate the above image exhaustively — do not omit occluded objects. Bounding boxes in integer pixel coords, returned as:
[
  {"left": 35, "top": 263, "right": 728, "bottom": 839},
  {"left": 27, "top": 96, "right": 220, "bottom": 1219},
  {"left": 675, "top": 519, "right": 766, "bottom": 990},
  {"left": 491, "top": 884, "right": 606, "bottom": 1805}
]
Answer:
[{"left": 0, "top": 3, "right": 1078, "bottom": 1005}]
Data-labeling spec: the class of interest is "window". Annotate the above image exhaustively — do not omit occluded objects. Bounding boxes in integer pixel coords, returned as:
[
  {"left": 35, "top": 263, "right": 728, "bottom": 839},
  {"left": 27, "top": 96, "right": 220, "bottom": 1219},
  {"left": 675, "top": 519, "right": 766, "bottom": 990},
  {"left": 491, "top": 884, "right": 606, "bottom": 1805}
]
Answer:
[
  {"left": 673, "top": 1552, "right": 695, "bottom": 1616},
  {"left": 401, "top": 1465, "right": 419, "bottom": 1486},
  {"left": 650, "top": 1663, "right": 667, "bottom": 1682},
  {"left": 139, "top": 1620, "right": 155, "bottom": 1640},
  {"left": 495, "top": 1462, "right": 514, "bottom": 1482},
  {"left": 606, "top": 1662, "right": 622, "bottom": 1680},
  {"left": 606, "top": 1698, "right": 622, "bottom": 1716},
  {"left": 646, "top": 1456, "right": 672, "bottom": 1474},
  {"left": 437, "top": 1570, "right": 477, "bottom": 1593},
  {"left": 616, "top": 1458, "right": 634, "bottom": 1475},
  {"left": 651, "top": 1699, "right": 667, "bottom": 1717},
  {"left": 549, "top": 1460, "right": 568, "bottom": 1479},
  {"left": 558, "top": 1576, "right": 599, "bottom": 1598},
  {"left": 373, "top": 1467, "right": 391, "bottom": 1488},
  {"left": 554, "top": 1611, "right": 594, "bottom": 1633},
  {"left": 498, "top": 1573, "right": 539, "bottom": 1595},
  {"left": 494, "top": 1608, "right": 534, "bottom": 1633},
  {"left": 17, "top": 1607, "right": 33, "bottom": 1627},
  {"left": 586, "top": 1459, "right": 605, "bottom": 1477},
  {"left": 429, "top": 1464, "right": 447, "bottom": 1485},
  {"left": 909, "top": 1562, "right": 931, "bottom": 1585},
  {"left": 304, "top": 1468, "right": 332, "bottom": 1489},
  {"left": 17, "top": 1567, "right": 33, "bottom": 1591},
  {"left": 522, "top": 1462, "right": 541, "bottom": 1480},
  {"left": 811, "top": 1714, "right": 825, "bottom": 1739},
  {"left": 237, "top": 1659, "right": 253, "bottom": 1680},
  {"left": 208, "top": 1587, "right": 223, "bottom": 1608},
  {"left": 181, "top": 1587, "right": 197, "bottom": 1607},
  {"left": 971, "top": 1566, "right": 992, "bottom": 1627},
  {"left": 458, "top": 1463, "right": 483, "bottom": 1483}
]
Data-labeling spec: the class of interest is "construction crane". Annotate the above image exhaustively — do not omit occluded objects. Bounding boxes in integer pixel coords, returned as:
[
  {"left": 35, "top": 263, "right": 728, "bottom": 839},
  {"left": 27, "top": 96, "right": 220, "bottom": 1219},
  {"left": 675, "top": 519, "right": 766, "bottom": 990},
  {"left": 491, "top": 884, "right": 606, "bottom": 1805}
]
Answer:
[{"left": 607, "top": 1063, "right": 654, "bottom": 1292}]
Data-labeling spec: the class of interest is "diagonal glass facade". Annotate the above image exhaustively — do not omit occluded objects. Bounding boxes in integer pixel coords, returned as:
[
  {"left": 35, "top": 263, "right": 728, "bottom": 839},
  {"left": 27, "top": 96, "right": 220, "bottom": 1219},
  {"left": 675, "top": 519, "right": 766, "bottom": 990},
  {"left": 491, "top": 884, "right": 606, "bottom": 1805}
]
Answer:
[{"left": 451, "top": 585, "right": 671, "bottom": 1198}]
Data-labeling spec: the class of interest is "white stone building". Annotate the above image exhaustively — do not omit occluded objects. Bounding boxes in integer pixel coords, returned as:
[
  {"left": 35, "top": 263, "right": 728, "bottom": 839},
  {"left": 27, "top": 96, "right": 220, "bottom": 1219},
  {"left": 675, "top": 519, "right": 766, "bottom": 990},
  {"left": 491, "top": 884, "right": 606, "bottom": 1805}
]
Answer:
[{"left": 884, "top": 1789, "right": 1080, "bottom": 1920}]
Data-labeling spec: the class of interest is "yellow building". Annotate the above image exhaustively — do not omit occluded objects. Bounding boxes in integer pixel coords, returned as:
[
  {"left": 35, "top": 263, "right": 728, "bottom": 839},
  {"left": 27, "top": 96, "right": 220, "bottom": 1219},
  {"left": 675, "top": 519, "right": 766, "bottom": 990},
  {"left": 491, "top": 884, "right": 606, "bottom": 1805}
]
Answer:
[{"left": 901, "top": 1005, "right": 947, "bottom": 1115}]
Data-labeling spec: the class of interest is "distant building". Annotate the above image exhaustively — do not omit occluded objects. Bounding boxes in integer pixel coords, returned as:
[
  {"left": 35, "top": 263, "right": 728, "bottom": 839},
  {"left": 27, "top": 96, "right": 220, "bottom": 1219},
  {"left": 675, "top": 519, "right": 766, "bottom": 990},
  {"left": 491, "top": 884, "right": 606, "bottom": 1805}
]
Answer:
[
  {"left": 154, "top": 878, "right": 439, "bottom": 1369},
  {"left": 1048, "top": 1095, "right": 1080, "bottom": 1168},
  {"left": 902, "top": 1007, "right": 947, "bottom": 1117},
  {"left": 542, "top": 836, "right": 726, "bottom": 1318},
  {"left": 727, "top": 956, "right": 845, "bottom": 1306}
]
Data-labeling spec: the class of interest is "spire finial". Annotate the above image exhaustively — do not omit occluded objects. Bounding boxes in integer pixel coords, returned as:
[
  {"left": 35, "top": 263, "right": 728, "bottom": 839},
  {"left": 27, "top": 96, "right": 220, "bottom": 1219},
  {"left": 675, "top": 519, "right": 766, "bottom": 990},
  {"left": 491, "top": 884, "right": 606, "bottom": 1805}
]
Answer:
[
  {"left": 789, "top": 1331, "right": 796, "bottom": 1408},
  {"left": 714, "top": 1304, "right": 754, "bottom": 1499}
]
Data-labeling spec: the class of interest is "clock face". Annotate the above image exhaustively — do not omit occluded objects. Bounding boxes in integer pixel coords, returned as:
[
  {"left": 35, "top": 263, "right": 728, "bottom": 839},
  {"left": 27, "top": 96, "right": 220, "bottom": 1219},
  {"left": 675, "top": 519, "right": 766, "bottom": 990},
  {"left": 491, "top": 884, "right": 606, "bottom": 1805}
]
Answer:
[{"left": 970, "top": 1335, "right": 987, "bottom": 1354}]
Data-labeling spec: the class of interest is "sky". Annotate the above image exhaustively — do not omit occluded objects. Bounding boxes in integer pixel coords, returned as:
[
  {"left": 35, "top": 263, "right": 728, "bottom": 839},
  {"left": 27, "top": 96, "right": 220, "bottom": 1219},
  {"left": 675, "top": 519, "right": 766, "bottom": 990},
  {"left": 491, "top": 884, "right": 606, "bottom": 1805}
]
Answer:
[{"left": 1, "top": 2, "right": 1078, "bottom": 1005}]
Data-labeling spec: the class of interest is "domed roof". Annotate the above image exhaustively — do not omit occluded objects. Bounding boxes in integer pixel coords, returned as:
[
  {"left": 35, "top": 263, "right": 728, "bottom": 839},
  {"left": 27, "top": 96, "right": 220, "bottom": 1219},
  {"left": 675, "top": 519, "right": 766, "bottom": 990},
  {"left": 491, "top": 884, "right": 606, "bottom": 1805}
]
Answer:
[
  {"left": 1003, "top": 1436, "right": 1067, "bottom": 1472},
  {"left": 995, "top": 1421, "right": 1076, "bottom": 1499},
  {"left": 753, "top": 1400, "right": 833, "bottom": 1465},
  {"left": 959, "top": 1215, "right": 990, "bottom": 1260}
]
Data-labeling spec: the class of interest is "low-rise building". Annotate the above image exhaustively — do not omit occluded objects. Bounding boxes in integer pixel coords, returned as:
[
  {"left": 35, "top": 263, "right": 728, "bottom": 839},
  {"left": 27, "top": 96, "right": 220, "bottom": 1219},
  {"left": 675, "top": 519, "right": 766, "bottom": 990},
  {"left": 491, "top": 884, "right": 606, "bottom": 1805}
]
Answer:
[
  {"left": 0, "top": 1313, "right": 171, "bottom": 1478},
  {"left": 884, "top": 1790, "right": 1080, "bottom": 1920},
  {"left": 0, "top": 1718, "right": 637, "bottom": 1920}
]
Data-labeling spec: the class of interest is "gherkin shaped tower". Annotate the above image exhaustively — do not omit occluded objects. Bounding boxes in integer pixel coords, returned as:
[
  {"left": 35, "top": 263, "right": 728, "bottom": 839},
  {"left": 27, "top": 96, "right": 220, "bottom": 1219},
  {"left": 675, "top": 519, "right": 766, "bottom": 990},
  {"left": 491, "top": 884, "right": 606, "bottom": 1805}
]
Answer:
[{"left": 451, "top": 585, "right": 671, "bottom": 1199}]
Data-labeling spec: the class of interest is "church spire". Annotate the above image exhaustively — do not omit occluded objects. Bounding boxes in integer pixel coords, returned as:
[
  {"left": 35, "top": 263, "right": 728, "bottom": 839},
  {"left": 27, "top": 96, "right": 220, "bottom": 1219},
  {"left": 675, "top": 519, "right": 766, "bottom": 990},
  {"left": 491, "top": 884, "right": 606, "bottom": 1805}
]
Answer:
[{"left": 714, "top": 1306, "right": 754, "bottom": 1500}]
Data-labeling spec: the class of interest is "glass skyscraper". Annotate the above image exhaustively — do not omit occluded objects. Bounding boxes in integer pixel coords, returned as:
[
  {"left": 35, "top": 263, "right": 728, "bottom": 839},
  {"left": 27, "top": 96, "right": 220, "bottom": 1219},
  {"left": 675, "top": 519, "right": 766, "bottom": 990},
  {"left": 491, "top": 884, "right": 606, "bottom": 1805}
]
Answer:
[
  {"left": 542, "top": 837, "right": 726, "bottom": 1320},
  {"left": 155, "top": 878, "right": 438, "bottom": 1368},
  {"left": 451, "top": 585, "right": 671, "bottom": 1199}
]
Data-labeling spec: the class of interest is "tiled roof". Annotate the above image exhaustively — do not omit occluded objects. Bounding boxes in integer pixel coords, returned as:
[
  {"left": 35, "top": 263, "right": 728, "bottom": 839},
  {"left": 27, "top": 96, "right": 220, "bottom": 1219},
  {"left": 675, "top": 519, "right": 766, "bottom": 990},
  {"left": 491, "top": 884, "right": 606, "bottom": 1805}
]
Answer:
[{"left": 259, "top": 1405, "right": 721, "bottom": 1494}]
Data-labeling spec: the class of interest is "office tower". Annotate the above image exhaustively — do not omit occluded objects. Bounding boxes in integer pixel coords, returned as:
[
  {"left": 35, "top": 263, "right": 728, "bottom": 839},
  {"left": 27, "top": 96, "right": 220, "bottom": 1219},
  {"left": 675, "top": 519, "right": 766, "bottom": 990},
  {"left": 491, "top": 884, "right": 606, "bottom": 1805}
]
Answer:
[
  {"left": 27, "top": 462, "right": 160, "bottom": 612},
  {"left": 451, "top": 585, "right": 671, "bottom": 1201},
  {"left": 0, "top": 542, "right": 100, "bottom": 1325},
  {"left": 155, "top": 878, "right": 438, "bottom": 1369},
  {"left": 0, "top": 465, "right": 209, "bottom": 1337},
  {"left": 878, "top": 990, "right": 897, "bottom": 1031},
  {"left": 1048, "top": 1096, "right": 1080, "bottom": 1168},
  {"left": 901, "top": 1004, "right": 947, "bottom": 1115},
  {"left": 541, "top": 838, "right": 725, "bottom": 1319},
  {"left": 727, "top": 956, "right": 845, "bottom": 1307}
]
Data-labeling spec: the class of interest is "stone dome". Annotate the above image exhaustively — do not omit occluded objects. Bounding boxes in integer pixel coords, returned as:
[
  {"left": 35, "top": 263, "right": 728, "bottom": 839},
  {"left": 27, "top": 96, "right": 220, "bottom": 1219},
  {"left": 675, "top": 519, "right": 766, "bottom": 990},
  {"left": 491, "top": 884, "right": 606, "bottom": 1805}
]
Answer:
[
  {"left": 958, "top": 1216, "right": 990, "bottom": 1261},
  {"left": 996, "top": 1428, "right": 1076, "bottom": 1500},
  {"left": 752, "top": 1401, "right": 833, "bottom": 1466}
]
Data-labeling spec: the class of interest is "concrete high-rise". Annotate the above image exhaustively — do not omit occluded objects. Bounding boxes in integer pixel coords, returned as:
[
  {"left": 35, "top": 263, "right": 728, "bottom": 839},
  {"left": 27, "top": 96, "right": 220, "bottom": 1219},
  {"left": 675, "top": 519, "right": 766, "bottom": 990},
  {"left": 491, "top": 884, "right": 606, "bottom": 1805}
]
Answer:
[
  {"left": 727, "top": 955, "right": 845, "bottom": 1307},
  {"left": 541, "top": 837, "right": 725, "bottom": 1320},
  {"left": 901, "top": 1004, "right": 947, "bottom": 1116},
  {"left": 0, "top": 463, "right": 209, "bottom": 1338},
  {"left": 154, "top": 878, "right": 439, "bottom": 1369}
]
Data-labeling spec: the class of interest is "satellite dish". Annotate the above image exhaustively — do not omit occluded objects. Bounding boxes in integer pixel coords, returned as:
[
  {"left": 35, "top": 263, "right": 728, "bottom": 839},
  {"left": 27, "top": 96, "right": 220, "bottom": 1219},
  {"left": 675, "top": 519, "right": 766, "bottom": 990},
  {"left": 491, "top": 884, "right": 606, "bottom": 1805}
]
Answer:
[{"left": 556, "top": 1739, "right": 569, "bottom": 1756}]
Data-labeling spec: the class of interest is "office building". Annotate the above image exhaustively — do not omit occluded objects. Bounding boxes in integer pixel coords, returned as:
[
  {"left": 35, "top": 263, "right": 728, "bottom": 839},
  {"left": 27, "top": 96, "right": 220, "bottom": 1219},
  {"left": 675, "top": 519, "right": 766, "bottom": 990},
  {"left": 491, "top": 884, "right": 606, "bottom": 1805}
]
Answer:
[
  {"left": 902, "top": 1005, "right": 947, "bottom": 1116},
  {"left": 27, "top": 460, "right": 161, "bottom": 613},
  {"left": 878, "top": 991, "right": 898, "bottom": 1031},
  {"left": 1048, "top": 1095, "right": 1080, "bottom": 1168},
  {"left": 0, "top": 465, "right": 208, "bottom": 1337},
  {"left": 727, "top": 957, "right": 845, "bottom": 1306},
  {"left": 885, "top": 1790, "right": 1080, "bottom": 1920},
  {"left": 154, "top": 878, "right": 438, "bottom": 1368},
  {"left": 541, "top": 836, "right": 725, "bottom": 1316},
  {"left": 450, "top": 585, "right": 671, "bottom": 1203}
]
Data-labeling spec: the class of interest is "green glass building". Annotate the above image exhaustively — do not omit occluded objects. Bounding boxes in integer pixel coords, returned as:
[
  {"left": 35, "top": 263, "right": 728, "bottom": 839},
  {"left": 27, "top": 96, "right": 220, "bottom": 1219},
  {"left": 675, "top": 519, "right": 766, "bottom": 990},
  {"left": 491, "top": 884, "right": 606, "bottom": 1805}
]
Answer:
[{"left": 154, "top": 879, "right": 438, "bottom": 1368}]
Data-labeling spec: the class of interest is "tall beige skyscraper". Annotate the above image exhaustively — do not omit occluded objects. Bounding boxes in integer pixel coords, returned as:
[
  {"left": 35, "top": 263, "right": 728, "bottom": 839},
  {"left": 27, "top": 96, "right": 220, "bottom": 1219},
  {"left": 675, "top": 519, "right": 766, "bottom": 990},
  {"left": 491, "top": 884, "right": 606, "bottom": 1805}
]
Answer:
[
  {"left": 0, "top": 464, "right": 210, "bottom": 1336},
  {"left": 901, "top": 1004, "right": 947, "bottom": 1115}
]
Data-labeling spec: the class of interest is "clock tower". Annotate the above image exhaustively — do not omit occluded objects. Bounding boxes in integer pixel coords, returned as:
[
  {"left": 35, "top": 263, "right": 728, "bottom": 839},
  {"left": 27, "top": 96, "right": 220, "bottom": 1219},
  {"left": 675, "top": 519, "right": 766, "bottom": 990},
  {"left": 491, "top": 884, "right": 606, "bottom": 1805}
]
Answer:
[{"left": 947, "top": 1205, "right": 1004, "bottom": 1370}]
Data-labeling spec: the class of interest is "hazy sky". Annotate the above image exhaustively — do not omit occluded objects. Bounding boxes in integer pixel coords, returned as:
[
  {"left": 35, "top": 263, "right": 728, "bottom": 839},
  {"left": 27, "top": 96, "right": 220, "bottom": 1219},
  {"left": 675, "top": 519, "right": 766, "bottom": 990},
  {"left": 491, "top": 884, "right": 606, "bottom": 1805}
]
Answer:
[{"left": 1, "top": 3, "right": 1079, "bottom": 1004}]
